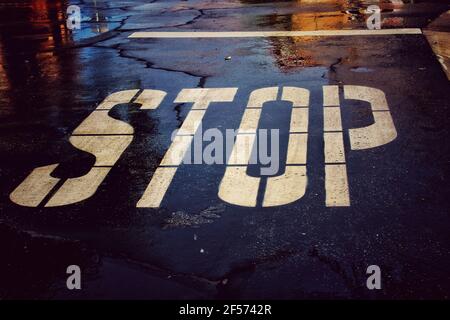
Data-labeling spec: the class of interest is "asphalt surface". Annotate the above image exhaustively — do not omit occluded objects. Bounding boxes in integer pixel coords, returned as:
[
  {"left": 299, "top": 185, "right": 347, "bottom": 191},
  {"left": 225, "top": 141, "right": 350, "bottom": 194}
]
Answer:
[{"left": 0, "top": 0, "right": 449, "bottom": 299}]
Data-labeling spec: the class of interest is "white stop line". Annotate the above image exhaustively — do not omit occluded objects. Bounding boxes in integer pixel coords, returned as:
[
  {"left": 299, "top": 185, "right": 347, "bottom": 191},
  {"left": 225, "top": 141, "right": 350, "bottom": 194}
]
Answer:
[{"left": 128, "top": 29, "right": 422, "bottom": 38}]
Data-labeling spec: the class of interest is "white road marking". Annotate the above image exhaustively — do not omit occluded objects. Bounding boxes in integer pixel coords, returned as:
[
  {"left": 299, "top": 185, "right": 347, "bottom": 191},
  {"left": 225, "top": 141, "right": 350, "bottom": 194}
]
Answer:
[
  {"left": 138, "top": 88, "right": 238, "bottom": 208},
  {"left": 263, "top": 166, "right": 307, "bottom": 207},
  {"left": 219, "top": 86, "right": 309, "bottom": 207},
  {"left": 44, "top": 135, "right": 134, "bottom": 207},
  {"left": 220, "top": 88, "right": 274, "bottom": 206},
  {"left": 34, "top": 136, "right": 131, "bottom": 206},
  {"left": 323, "top": 85, "right": 340, "bottom": 107},
  {"left": 45, "top": 168, "right": 110, "bottom": 207},
  {"left": 176, "top": 110, "right": 206, "bottom": 135},
  {"left": 344, "top": 85, "right": 397, "bottom": 150},
  {"left": 10, "top": 90, "right": 166, "bottom": 207},
  {"left": 11, "top": 85, "right": 398, "bottom": 209},
  {"left": 325, "top": 164, "right": 350, "bottom": 207},
  {"left": 136, "top": 167, "right": 178, "bottom": 208},
  {"left": 9, "top": 164, "right": 60, "bottom": 207},
  {"left": 218, "top": 166, "right": 260, "bottom": 207},
  {"left": 69, "top": 136, "right": 133, "bottom": 166},
  {"left": 227, "top": 134, "right": 256, "bottom": 165},
  {"left": 237, "top": 108, "right": 262, "bottom": 134},
  {"left": 349, "top": 112, "right": 397, "bottom": 150},
  {"left": 247, "top": 87, "right": 278, "bottom": 108},
  {"left": 73, "top": 111, "right": 134, "bottom": 135},
  {"left": 285, "top": 88, "right": 309, "bottom": 135},
  {"left": 174, "top": 88, "right": 238, "bottom": 110},
  {"left": 160, "top": 135, "right": 194, "bottom": 166},
  {"left": 323, "top": 85, "right": 350, "bottom": 207},
  {"left": 344, "top": 86, "right": 389, "bottom": 111},
  {"left": 282, "top": 87, "right": 310, "bottom": 107},
  {"left": 134, "top": 89, "right": 167, "bottom": 109},
  {"left": 324, "top": 107, "right": 343, "bottom": 131},
  {"left": 286, "top": 133, "right": 308, "bottom": 165},
  {"left": 129, "top": 29, "right": 422, "bottom": 38},
  {"left": 323, "top": 85, "right": 398, "bottom": 206},
  {"left": 290, "top": 108, "right": 309, "bottom": 133},
  {"left": 324, "top": 132, "right": 345, "bottom": 163},
  {"left": 96, "top": 90, "right": 139, "bottom": 110}
]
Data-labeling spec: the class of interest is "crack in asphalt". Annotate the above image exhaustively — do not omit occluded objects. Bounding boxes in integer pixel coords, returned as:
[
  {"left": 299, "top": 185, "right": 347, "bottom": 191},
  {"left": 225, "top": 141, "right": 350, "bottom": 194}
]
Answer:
[
  {"left": 141, "top": 9, "right": 206, "bottom": 30},
  {"left": 53, "top": 13, "right": 132, "bottom": 51},
  {"left": 92, "top": 43, "right": 209, "bottom": 87},
  {"left": 90, "top": 42, "right": 208, "bottom": 126},
  {"left": 322, "top": 57, "right": 343, "bottom": 81},
  {"left": 118, "top": 247, "right": 299, "bottom": 299},
  {"left": 308, "top": 245, "right": 366, "bottom": 297}
]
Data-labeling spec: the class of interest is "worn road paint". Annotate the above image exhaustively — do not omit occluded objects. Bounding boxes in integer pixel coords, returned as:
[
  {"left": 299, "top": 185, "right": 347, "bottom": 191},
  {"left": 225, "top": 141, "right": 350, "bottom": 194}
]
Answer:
[
  {"left": 44, "top": 135, "right": 133, "bottom": 207},
  {"left": 290, "top": 108, "right": 309, "bottom": 133},
  {"left": 344, "top": 85, "right": 397, "bottom": 150},
  {"left": 323, "top": 85, "right": 350, "bottom": 207},
  {"left": 325, "top": 164, "right": 350, "bottom": 207},
  {"left": 263, "top": 166, "right": 307, "bottom": 207},
  {"left": 323, "top": 107, "right": 342, "bottom": 132},
  {"left": 160, "top": 135, "right": 195, "bottom": 166},
  {"left": 137, "top": 88, "right": 238, "bottom": 208},
  {"left": 218, "top": 166, "right": 260, "bottom": 207},
  {"left": 219, "top": 86, "right": 309, "bottom": 207},
  {"left": 95, "top": 89, "right": 139, "bottom": 110},
  {"left": 9, "top": 164, "right": 60, "bottom": 207},
  {"left": 45, "top": 168, "right": 110, "bottom": 207},
  {"left": 10, "top": 86, "right": 397, "bottom": 209},
  {"left": 286, "top": 133, "right": 308, "bottom": 165},
  {"left": 324, "top": 132, "right": 346, "bottom": 164},
  {"left": 176, "top": 110, "right": 207, "bottom": 136},
  {"left": 10, "top": 89, "right": 166, "bottom": 207},
  {"left": 227, "top": 134, "right": 257, "bottom": 165},
  {"left": 135, "top": 167, "right": 178, "bottom": 208},
  {"left": 322, "top": 85, "right": 397, "bottom": 206}
]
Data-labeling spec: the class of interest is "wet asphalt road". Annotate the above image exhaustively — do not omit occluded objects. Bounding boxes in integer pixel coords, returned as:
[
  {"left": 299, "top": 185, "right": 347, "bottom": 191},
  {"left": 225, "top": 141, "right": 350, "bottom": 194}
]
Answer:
[{"left": 0, "top": 0, "right": 449, "bottom": 299}]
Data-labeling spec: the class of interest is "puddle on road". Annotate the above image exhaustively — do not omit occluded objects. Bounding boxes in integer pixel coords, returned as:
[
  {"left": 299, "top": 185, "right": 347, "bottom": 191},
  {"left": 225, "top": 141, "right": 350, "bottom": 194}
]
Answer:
[
  {"left": 251, "top": 0, "right": 449, "bottom": 31},
  {"left": 0, "top": 0, "right": 125, "bottom": 52}
]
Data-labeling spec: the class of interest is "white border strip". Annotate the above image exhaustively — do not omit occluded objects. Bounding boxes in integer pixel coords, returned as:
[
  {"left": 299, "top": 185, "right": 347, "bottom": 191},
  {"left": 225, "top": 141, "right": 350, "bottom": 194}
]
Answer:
[{"left": 129, "top": 29, "right": 422, "bottom": 38}]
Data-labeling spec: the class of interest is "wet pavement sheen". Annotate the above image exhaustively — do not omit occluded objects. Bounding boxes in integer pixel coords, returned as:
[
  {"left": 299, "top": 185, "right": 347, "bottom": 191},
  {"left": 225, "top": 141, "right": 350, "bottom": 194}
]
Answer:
[{"left": 0, "top": 0, "right": 449, "bottom": 299}]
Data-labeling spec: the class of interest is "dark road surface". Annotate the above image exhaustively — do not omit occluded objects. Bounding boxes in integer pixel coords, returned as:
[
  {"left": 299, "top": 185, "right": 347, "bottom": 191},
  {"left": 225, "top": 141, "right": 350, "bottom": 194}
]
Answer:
[{"left": 0, "top": 0, "right": 449, "bottom": 299}]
